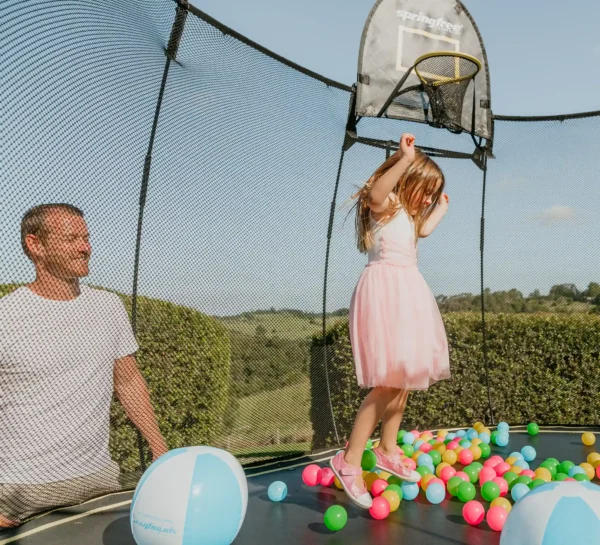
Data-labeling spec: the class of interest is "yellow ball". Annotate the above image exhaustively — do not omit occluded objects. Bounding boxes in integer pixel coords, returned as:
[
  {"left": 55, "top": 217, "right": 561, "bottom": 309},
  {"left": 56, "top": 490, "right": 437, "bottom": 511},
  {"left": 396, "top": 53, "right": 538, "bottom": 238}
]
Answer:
[
  {"left": 443, "top": 450, "right": 458, "bottom": 465},
  {"left": 373, "top": 440, "right": 380, "bottom": 449},
  {"left": 534, "top": 467, "right": 552, "bottom": 483},
  {"left": 421, "top": 432, "right": 434, "bottom": 441},
  {"left": 582, "top": 432, "right": 596, "bottom": 446},
  {"left": 412, "top": 452, "right": 421, "bottom": 463},
  {"left": 333, "top": 476, "right": 343, "bottom": 490},
  {"left": 454, "top": 446, "right": 464, "bottom": 455},
  {"left": 471, "top": 438, "right": 482, "bottom": 447},
  {"left": 364, "top": 472, "right": 380, "bottom": 492},
  {"left": 436, "top": 462, "right": 450, "bottom": 478},
  {"left": 381, "top": 490, "right": 401, "bottom": 512},
  {"left": 473, "top": 422, "right": 484, "bottom": 431},
  {"left": 511, "top": 465, "right": 523, "bottom": 475},
  {"left": 469, "top": 445, "right": 482, "bottom": 461},
  {"left": 438, "top": 430, "right": 449, "bottom": 439},
  {"left": 434, "top": 443, "right": 447, "bottom": 455},
  {"left": 491, "top": 497, "right": 512, "bottom": 514},
  {"left": 378, "top": 471, "right": 392, "bottom": 482},
  {"left": 580, "top": 463, "right": 595, "bottom": 480},
  {"left": 421, "top": 473, "right": 436, "bottom": 491},
  {"left": 505, "top": 456, "right": 519, "bottom": 466},
  {"left": 588, "top": 452, "right": 600, "bottom": 467},
  {"left": 480, "top": 427, "right": 491, "bottom": 436}
]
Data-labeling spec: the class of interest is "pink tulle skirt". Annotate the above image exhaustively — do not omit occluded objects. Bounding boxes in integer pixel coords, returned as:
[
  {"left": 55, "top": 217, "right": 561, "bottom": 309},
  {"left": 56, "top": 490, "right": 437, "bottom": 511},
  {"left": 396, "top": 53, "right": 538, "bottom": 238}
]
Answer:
[{"left": 349, "top": 262, "right": 450, "bottom": 390}]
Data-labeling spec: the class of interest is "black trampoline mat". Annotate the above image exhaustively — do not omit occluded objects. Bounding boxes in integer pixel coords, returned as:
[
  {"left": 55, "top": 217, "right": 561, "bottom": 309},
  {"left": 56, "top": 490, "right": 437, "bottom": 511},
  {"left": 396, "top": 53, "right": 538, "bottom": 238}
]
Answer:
[{"left": 1, "top": 426, "right": 598, "bottom": 545}]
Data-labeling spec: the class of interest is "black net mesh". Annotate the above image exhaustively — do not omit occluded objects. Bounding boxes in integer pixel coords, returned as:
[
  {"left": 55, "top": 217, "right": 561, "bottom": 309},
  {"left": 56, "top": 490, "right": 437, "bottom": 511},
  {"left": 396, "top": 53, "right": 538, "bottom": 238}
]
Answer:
[
  {"left": 414, "top": 54, "right": 480, "bottom": 132},
  {"left": 1, "top": 0, "right": 599, "bottom": 530}
]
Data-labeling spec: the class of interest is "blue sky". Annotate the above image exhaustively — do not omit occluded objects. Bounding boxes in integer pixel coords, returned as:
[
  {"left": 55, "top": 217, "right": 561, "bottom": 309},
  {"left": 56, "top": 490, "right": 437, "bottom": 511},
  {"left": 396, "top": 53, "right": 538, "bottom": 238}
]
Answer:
[{"left": 1, "top": 0, "right": 599, "bottom": 316}]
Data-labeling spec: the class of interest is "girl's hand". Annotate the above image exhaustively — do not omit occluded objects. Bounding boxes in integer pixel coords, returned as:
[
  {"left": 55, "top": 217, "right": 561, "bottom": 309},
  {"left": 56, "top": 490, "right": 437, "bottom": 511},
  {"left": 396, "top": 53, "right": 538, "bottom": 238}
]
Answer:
[
  {"left": 437, "top": 193, "right": 449, "bottom": 213},
  {"left": 399, "top": 133, "right": 416, "bottom": 162}
]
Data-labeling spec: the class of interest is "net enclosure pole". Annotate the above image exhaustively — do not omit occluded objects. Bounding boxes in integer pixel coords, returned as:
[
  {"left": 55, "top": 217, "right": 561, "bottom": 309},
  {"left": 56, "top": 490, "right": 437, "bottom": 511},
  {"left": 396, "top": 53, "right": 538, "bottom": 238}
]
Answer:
[{"left": 130, "top": 1, "right": 188, "bottom": 472}]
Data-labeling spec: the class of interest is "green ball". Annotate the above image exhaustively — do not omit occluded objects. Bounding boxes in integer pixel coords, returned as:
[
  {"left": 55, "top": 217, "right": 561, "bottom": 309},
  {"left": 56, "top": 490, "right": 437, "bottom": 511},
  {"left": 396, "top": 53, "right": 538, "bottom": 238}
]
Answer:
[
  {"left": 366, "top": 439, "right": 373, "bottom": 450},
  {"left": 428, "top": 439, "right": 436, "bottom": 446},
  {"left": 527, "top": 422, "right": 539, "bottom": 436},
  {"left": 397, "top": 430, "right": 407, "bottom": 443},
  {"left": 457, "top": 481, "right": 476, "bottom": 502},
  {"left": 515, "top": 475, "right": 532, "bottom": 488},
  {"left": 448, "top": 476, "right": 464, "bottom": 496},
  {"left": 503, "top": 471, "right": 518, "bottom": 488},
  {"left": 529, "top": 478, "right": 546, "bottom": 490},
  {"left": 558, "top": 461, "right": 574, "bottom": 475},
  {"left": 555, "top": 472, "right": 569, "bottom": 481},
  {"left": 429, "top": 450, "right": 442, "bottom": 466},
  {"left": 385, "top": 484, "right": 403, "bottom": 499},
  {"left": 574, "top": 473, "right": 590, "bottom": 482},
  {"left": 479, "top": 443, "right": 491, "bottom": 459},
  {"left": 490, "top": 430, "right": 499, "bottom": 444},
  {"left": 444, "top": 438, "right": 453, "bottom": 445},
  {"left": 471, "top": 462, "right": 483, "bottom": 472},
  {"left": 401, "top": 444, "right": 415, "bottom": 457},
  {"left": 546, "top": 458, "right": 560, "bottom": 466},
  {"left": 417, "top": 465, "right": 433, "bottom": 478},
  {"left": 540, "top": 461, "right": 557, "bottom": 478},
  {"left": 481, "top": 481, "right": 500, "bottom": 501},
  {"left": 361, "top": 449, "right": 377, "bottom": 472},
  {"left": 464, "top": 465, "right": 479, "bottom": 484},
  {"left": 388, "top": 476, "right": 403, "bottom": 487},
  {"left": 324, "top": 505, "right": 348, "bottom": 531}
]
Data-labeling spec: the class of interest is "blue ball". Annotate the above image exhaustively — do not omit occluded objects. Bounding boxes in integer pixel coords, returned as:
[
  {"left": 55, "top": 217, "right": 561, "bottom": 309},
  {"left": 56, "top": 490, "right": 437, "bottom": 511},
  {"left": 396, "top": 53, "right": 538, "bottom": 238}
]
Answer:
[
  {"left": 417, "top": 453, "right": 433, "bottom": 467},
  {"left": 401, "top": 481, "right": 419, "bottom": 501},
  {"left": 569, "top": 466, "right": 586, "bottom": 478},
  {"left": 511, "top": 483, "right": 530, "bottom": 502},
  {"left": 267, "top": 481, "right": 287, "bottom": 502},
  {"left": 456, "top": 430, "right": 467, "bottom": 438},
  {"left": 414, "top": 439, "right": 425, "bottom": 449},
  {"left": 466, "top": 428, "right": 479, "bottom": 440},
  {"left": 500, "top": 481, "right": 600, "bottom": 545},
  {"left": 446, "top": 432, "right": 456, "bottom": 441},
  {"left": 426, "top": 483, "right": 445, "bottom": 505},
  {"left": 521, "top": 446, "right": 536, "bottom": 462},
  {"left": 131, "top": 446, "right": 248, "bottom": 545},
  {"left": 496, "top": 432, "right": 510, "bottom": 447},
  {"left": 478, "top": 432, "right": 490, "bottom": 444},
  {"left": 497, "top": 422, "right": 509, "bottom": 432},
  {"left": 403, "top": 432, "right": 416, "bottom": 445},
  {"left": 460, "top": 440, "right": 472, "bottom": 448},
  {"left": 514, "top": 459, "right": 530, "bottom": 470},
  {"left": 509, "top": 451, "right": 525, "bottom": 461}
]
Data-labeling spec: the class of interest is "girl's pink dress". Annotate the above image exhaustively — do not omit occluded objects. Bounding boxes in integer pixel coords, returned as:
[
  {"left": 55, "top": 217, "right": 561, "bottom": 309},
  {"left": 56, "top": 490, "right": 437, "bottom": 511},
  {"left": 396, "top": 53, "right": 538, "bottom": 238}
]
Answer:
[{"left": 349, "top": 208, "right": 450, "bottom": 390}]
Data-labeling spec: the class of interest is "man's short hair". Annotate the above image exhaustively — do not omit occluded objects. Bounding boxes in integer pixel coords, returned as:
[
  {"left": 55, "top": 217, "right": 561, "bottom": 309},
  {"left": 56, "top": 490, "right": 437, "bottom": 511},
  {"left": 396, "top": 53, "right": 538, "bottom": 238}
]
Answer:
[{"left": 21, "top": 204, "right": 85, "bottom": 258}]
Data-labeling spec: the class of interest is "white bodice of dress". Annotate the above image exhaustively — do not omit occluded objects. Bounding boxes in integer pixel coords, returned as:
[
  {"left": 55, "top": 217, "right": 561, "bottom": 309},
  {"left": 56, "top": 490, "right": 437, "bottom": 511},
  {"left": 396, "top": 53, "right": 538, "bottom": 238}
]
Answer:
[{"left": 368, "top": 208, "right": 418, "bottom": 266}]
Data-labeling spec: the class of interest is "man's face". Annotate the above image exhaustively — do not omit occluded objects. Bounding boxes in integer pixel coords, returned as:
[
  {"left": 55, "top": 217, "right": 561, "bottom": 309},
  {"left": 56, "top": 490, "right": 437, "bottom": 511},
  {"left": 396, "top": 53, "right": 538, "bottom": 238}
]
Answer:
[{"left": 31, "top": 210, "right": 92, "bottom": 279}]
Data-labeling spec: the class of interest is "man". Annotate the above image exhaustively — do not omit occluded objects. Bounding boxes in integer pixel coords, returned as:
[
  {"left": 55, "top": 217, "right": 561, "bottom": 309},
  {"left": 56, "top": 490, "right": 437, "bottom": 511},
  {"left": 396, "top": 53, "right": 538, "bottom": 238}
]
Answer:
[{"left": 0, "top": 203, "right": 168, "bottom": 527}]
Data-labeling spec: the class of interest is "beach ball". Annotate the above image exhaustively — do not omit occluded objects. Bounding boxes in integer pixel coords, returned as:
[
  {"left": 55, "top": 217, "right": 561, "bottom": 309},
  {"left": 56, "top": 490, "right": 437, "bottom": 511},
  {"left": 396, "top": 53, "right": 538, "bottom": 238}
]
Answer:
[
  {"left": 500, "top": 481, "right": 600, "bottom": 545},
  {"left": 131, "top": 446, "right": 248, "bottom": 545}
]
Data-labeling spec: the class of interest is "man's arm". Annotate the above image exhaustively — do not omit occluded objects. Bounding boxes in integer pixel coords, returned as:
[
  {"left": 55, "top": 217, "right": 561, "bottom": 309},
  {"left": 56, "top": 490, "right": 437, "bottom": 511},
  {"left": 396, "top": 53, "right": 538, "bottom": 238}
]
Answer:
[{"left": 114, "top": 355, "right": 168, "bottom": 460}]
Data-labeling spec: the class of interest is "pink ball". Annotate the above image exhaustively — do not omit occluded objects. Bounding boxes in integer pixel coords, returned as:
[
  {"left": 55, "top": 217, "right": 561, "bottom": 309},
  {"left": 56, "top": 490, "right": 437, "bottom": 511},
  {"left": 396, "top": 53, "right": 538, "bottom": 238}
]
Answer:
[
  {"left": 458, "top": 449, "right": 474, "bottom": 466},
  {"left": 428, "top": 477, "right": 445, "bottom": 489},
  {"left": 565, "top": 477, "right": 576, "bottom": 482},
  {"left": 490, "top": 455, "right": 504, "bottom": 465},
  {"left": 448, "top": 441, "right": 460, "bottom": 450},
  {"left": 403, "top": 457, "right": 417, "bottom": 471},
  {"left": 521, "top": 469, "right": 536, "bottom": 479},
  {"left": 440, "top": 466, "right": 456, "bottom": 483},
  {"left": 369, "top": 496, "right": 391, "bottom": 520},
  {"left": 463, "top": 500, "right": 485, "bottom": 526},
  {"left": 420, "top": 443, "right": 433, "bottom": 453},
  {"left": 455, "top": 471, "right": 470, "bottom": 483},
  {"left": 597, "top": 466, "right": 600, "bottom": 479},
  {"left": 371, "top": 479, "right": 389, "bottom": 497},
  {"left": 479, "top": 467, "right": 497, "bottom": 485},
  {"left": 484, "top": 458, "right": 500, "bottom": 469},
  {"left": 493, "top": 476, "right": 509, "bottom": 497},
  {"left": 320, "top": 467, "right": 335, "bottom": 487},
  {"left": 411, "top": 430, "right": 420, "bottom": 439},
  {"left": 436, "top": 436, "right": 445, "bottom": 443},
  {"left": 302, "top": 464, "right": 322, "bottom": 486},
  {"left": 495, "top": 462, "right": 511, "bottom": 477},
  {"left": 487, "top": 505, "right": 508, "bottom": 532}
]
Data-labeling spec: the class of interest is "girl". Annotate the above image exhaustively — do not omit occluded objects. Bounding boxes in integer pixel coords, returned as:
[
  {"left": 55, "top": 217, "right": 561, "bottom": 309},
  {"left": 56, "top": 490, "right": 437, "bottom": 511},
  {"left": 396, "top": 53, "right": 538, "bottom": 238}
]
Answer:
[{"left": 330, "top": 133, "right": 451, "bottom": 509}]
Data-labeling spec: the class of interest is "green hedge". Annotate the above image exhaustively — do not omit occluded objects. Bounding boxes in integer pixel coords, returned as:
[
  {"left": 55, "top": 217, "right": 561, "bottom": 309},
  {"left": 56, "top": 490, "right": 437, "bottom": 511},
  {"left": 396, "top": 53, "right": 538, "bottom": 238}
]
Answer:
[
  {"left": 0, "top": 284, "right": 231, "bottom": 477},
  {"left": 310, "top": 313, "right": 600, "bottom": 448}
]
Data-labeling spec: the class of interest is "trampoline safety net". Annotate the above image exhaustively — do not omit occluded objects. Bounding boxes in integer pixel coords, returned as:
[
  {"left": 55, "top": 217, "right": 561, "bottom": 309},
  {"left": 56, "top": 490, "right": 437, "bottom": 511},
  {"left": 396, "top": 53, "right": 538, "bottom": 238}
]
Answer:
[{"left": 0, "top": 0, "right": 598, "bottom": 527}]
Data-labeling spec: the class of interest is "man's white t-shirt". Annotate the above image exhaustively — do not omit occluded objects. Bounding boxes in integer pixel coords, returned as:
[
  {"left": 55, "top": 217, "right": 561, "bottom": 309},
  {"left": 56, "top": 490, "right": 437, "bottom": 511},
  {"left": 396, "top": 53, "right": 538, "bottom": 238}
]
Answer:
[{"left": 0, "top": 285, "right": 139, "bottom": 484}]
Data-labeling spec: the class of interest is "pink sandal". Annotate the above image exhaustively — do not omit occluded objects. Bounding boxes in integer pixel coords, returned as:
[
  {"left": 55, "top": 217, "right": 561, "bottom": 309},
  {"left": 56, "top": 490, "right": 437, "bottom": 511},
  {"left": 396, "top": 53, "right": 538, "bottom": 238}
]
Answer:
[
  {"left": 329, "top": 451, "right": 373, "bottom": 509},
  {"left": 373, "top": 446, "right": 420, "bottom": 482}
]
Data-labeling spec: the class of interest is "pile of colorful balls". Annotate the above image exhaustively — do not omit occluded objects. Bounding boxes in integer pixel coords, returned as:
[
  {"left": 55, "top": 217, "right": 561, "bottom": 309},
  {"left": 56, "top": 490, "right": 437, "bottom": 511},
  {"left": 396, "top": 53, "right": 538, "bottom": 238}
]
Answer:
[{"left": 270, "top": 423, "right": 600, "bottom": 533}]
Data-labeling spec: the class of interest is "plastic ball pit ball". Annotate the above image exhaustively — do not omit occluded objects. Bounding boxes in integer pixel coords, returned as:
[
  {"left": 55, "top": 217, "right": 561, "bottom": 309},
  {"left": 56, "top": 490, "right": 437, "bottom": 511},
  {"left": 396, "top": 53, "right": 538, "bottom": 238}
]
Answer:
[
  {"left": 443, "top": 450, "right": 458, "bottom": 465},
  {"left": 511, "top": 482, "right": 530, "bottom": 502},
  {"left": 521, "top": 446, "right": 536, "bottom": 462},
  {"left": 268, "top": 481, "right": 287, "bottom": 502},
  {"left": 497, "top": 422, "right": 509, "bottom": 432},
  {"left": 361, "top": 449, "right": 377, "bottom": 472},
  {"left": 496, "top": 432, "right": 509, "bottom": 447},
  {"left": 457, "top": 481, "right": 476, "bottom": 502},
  {"left": 381, "top": 489, "right": 401, "bottom": 512},
  {"left": 324, "top": 505, "right": 347, "bottom": 531},
  {"left": 371, "top": 479, "right": 389, "bottom": 497},
  {"left": 320, "top": 468, "right": 335, "bottom": 487},
  {"left": 487, "top": 505, "right": 508, "bottom": 531},
  {"left": 481, "top": 480, "right": 501, "bottom": 501},
  {"left": 458, "top": 449, "right": 474, "bottom": 466},
  {"left": 401, "top": 481, "right": 420, "bottom": 501},
  {"left": 426, "top": 482, "right": 445, "bottom": 504},
  {"left": 493, "top": 476, "right": 509, "bottom": 497},
  {"left": 369, "top": 496, "right": 391, "bottom": 520},
  {"left": 302, "top": 465, "right": 323, "bottom": 486},
  {"left": 479, "top": 466, "right": 496, "bottom": 484},
  {"left": 527, "top": 422, "right": 539, "bottom": 436},
  {"left": 582, "top": 432, "right": 596, "bottom": 446},
  {"left": 463, "top": 500, "right": 485, "bottom": 525},
  {"left": 447, "top": 476, "right": 464, "bottom": 496},
  {"left": 403, "top": 432, "right": 416, "bottom": 445},
  {"left": 440, "top": 466, "right": 456, "bottom": 483},
  {"left": 491, "top": 496, "right": 512, "bottom": 513}
]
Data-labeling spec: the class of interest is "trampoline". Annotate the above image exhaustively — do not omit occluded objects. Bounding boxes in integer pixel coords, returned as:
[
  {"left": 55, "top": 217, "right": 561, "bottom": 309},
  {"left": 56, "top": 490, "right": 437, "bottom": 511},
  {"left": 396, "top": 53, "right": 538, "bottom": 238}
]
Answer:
[{"left": 1, "top": 427, "right": 598, "bottom": 545}]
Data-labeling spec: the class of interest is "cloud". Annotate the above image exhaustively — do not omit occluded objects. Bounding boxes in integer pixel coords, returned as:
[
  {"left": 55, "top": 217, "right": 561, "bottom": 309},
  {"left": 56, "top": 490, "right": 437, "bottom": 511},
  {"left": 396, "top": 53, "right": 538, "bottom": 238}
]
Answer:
[{"left": 530, "top": 205, "right": 579, "bottom": 225}]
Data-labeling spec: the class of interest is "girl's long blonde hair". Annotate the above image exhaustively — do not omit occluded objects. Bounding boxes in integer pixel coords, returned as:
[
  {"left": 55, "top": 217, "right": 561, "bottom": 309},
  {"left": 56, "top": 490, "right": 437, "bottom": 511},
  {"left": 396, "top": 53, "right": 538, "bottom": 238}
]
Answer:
[{"left": 351, "top": 151, "right": 445, "bottom": 253}]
